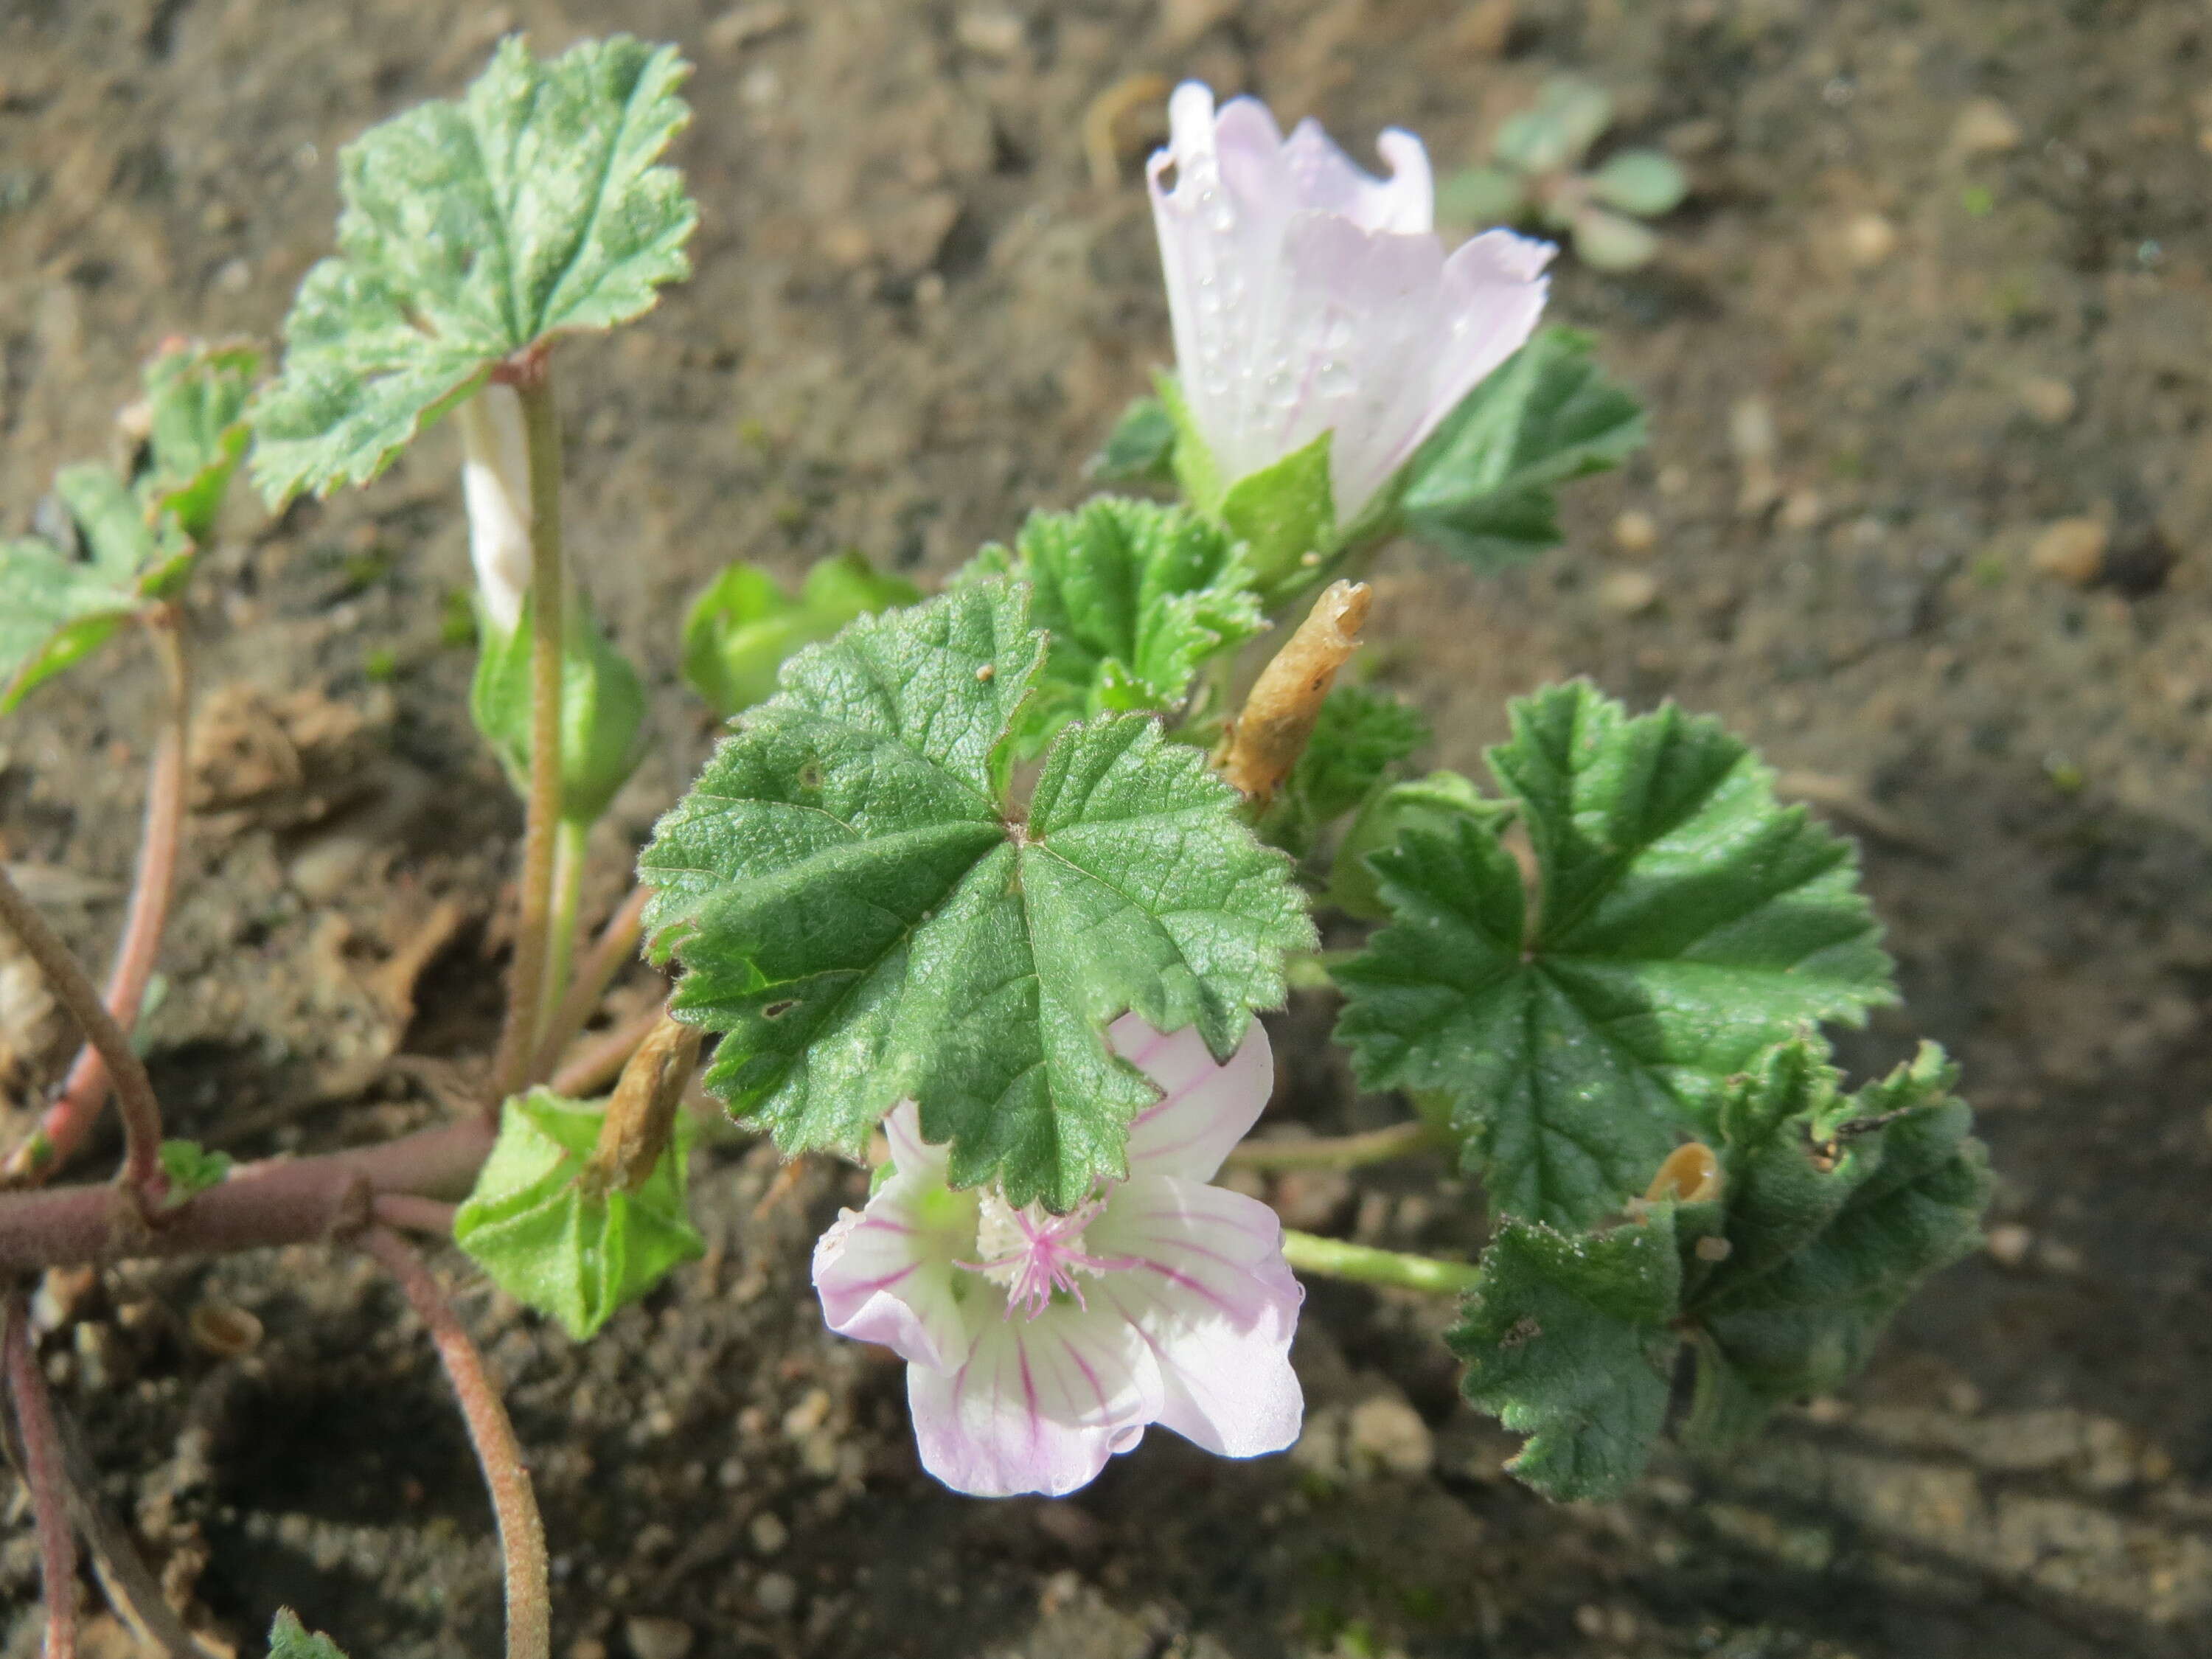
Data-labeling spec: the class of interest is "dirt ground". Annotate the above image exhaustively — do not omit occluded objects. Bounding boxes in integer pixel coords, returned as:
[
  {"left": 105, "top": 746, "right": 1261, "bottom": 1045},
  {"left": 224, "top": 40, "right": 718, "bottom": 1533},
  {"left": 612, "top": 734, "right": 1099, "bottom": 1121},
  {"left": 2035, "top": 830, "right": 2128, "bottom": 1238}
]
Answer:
[{"left": 4, "top": 0, "right": 2212, "bottom": 1654}]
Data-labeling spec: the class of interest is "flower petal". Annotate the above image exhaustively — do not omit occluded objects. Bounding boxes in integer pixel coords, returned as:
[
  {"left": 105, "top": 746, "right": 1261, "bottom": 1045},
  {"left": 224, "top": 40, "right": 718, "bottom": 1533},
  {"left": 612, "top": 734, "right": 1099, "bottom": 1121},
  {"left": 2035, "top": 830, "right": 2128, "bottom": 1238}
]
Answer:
[
  {"left": 456, "top": 385, "right": 532, "bottom": 635},
  {"left": 1087, "top": 1177, "right": 1304, "bottom": 1458},
  {"left": 1113, "top": 1014, "right": 1275, "bottom": 1183},
  {"left": 812, "top": 1104, "right": 975, "bottom": 1373},
  {"left": 907, "top": 1304, "right": 1159, "bottom": 1498},
  {"left": 1281, "top": 116, "right": 1433, "bottom": 236}
]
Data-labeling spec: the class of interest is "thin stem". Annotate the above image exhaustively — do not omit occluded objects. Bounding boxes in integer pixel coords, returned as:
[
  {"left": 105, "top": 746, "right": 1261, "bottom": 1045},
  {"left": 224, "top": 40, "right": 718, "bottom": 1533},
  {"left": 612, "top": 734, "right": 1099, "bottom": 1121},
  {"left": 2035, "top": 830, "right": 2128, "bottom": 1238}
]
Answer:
[
  {"left": 547, "top": 1002, "right": 664, "bottom": 1099},
  {"left": 361, "top": 1227, "right": 550, "bottom": 1659},
  {"left": 534, "top": 818, "right": 589, "bottom": 1046},
  {"left": 485, "top": 368, "right": 568, "bottom": 1117},
  {"left": 0, "top": 868, "right": 164, "bottom": 1198},
  {"left": 372, "top": 1193, "right": 459, "bottom": 1236},
  {"left": 528, "top": 883, "right": 649, "bottom": 1085},
  {"left": 1278, "top": 1229, "right": 1482, "bottom": 1296},
  {"left": 3, "top": 612, "right": 189, "bottom": 1189},
  {"left": 4, "top": 1294, "right": 79, "bottom": 1659},
  {"left": 1227, "top": 1120, "right": 1447, "bottom": 1173}
]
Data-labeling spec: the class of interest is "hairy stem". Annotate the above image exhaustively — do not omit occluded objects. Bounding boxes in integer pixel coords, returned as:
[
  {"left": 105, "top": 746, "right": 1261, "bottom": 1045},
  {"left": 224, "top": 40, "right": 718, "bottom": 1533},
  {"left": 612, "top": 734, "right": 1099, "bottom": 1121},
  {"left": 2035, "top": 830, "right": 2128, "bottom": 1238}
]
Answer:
[
  {"left": 534, "top": 818, "right": 589, "bottom": 1048},
  {"left": 486, "top": 368, "right": 568, "bottom": 1116},
  {"left": 4, "top": 1295, "right": 78, "bottom": 1659},
  {"left": 1278, "top": 1230, "right": 1482, "bottom": 1296},
  {"left": 361, "top": 1227, "right": 550, "bottom": 1659},
  {"left": 4, "top": 611, "right": 189, "bottom": 1189},
  {"left": 372, "top": 1193, "right": 461, "bottom": 1236},
  {"left": 528, "top": 883, "right": 649, "bottom": 1085},
  {"left": 0, "top": 867, "right": 164, "bottom": 1199},
  {"left": 0, "top": 1119, "right": 491, "bottom": 1272},
  {"left": 1228, "top": 1120, "right": 1447, "bottom": 1173}
]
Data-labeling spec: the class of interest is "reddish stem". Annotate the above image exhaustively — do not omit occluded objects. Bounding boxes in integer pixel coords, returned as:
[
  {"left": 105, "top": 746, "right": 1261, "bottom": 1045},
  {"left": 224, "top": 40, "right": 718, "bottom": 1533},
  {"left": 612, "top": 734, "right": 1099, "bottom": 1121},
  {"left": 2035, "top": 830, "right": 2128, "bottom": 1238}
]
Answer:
[
  {"left": 546, "top": 1002, "right": 666, "bottom": 1099},
  {"left": 372, "top": 1193, "right": 459, "bottom": 1236},
  {"left": 0, "top": 1119, "right": 491, "bottom": 1272},
  {"left": 361, "top": 1227, "right": 551, "bottom": 1659},
  {"left": 4, "top": 1294, "right": 79, "bottom": 1659},
  {"left": 2, "top": 611, "right": 189, "bottom": 1189},
  {"left": 527, "top": 883, "right": 649, "bottom": 1085}
]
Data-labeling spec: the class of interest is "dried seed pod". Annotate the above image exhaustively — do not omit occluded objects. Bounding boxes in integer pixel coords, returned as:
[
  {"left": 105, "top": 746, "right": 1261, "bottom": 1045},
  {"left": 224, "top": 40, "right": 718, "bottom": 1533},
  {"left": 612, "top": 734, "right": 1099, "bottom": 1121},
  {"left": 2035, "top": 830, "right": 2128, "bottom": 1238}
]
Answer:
[
  {"left": 583, "top": 1012, "right": 704, "bottom": 1196},
  {"left": 1217, "top": 580, "right": 1372, "bottom": 806}
]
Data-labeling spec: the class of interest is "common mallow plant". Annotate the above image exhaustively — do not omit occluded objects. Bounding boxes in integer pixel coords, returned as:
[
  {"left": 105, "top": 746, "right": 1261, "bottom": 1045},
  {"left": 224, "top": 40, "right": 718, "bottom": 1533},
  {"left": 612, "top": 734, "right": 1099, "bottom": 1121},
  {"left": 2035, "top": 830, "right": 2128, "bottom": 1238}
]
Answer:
[{"left": 0, "top": 43, "right": 1989, "bottom": 1658}]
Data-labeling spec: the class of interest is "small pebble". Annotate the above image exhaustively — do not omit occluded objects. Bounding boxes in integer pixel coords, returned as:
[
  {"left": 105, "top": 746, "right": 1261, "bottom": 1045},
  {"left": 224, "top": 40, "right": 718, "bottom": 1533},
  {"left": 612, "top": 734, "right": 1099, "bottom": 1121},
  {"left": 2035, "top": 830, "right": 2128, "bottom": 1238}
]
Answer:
[
  {"left": 622, "top": 1615, "right": 694, "bottom": 1659},
  {"left": 1611, "top": 508, "right": 1659, "bottom": 555},
  {"left": 188, "top": 1301, "right": 263, "bottom": 1358},
  {"left": 748, "top": 1512, "right": 789, "bottom": 1557},
  {"left": 755, "top": 1571, "right": 800, "bottom": 1617},
  {"left": 1598, "top": 570, "right": 1660, "bottom": 616},
  {"left": 1779, "top": 488, "right": 1825, "bottom": 531},
  {"left": 1951, "top": 97, "right": 2023, "bottom": 156},
  {"left": 782, "top": 1386, "right": 832, "bottom": 1437},
  {"left": 955, "top": 9, "right": 1025, "bottom": 57},
  {"left": 1986, "top": 1223, "right": 2034, "bottom": 1267},
  {"left": 2029, "top": 517, "right": 2107, "bottom": 587},
  {"left": 1347, "top": 1392, "right": 1434, "bottom": 1478},
  {"left": 704, "top": 1, "right": 793, "bottom": 52},
  {"left": 1844, "top": 212, "right": 1898, "bottom": 268},
  {"left": 2017, "top": 377, "right": 2076, "bottom": 425}
]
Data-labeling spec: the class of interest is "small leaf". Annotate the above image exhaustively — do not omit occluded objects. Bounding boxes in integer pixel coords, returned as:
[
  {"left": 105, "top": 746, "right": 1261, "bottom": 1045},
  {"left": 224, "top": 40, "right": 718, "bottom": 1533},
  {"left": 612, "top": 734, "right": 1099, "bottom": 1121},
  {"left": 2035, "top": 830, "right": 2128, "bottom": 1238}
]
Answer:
[
  {"left": 142, "top": 340, "right": 261, "bottom": 541},
  {"left": 453, "top": 1088, "right": 705, "bottom": 1340},
  {"left": 249, "top": 35, "right": 697, "bottom": 505},
  {"left": 1450, "top": 1202, "right": 1701, "bottom": 1501},
  {"left": 1588, "top": 149, "right": 1688, "bottom": 218},
  {"left": 680, "top": 551, "right": 919, "bottom": 718},
  {"left": 470, "top": 585, "right": 647, "bottom": 827},
  {"left": 268, "top": 1610, "right": 349, "bottom": 1659},
  {"left": 1257, "top": 685, "right": 1430, "bottom": 860},
  {"left": 985, "top": 497, "right": 1264, "bottom": 754},
  {"left": 1437, "top": 165, "right": 1531, "bottom": 227},
  {"left": 1334, "top": 681, "right": 1895, "bottom": 1227},
  {"left": 158, "top": 1139, "right": 233, "bottom": 1206},
  {"left": 1324, "top": 768, "right": 1511, "bottom": 920},
  {"left": 1088, "top": 395, "right": 1178, "bottom": 485},
  {"left": 637, "top": 578, "right": 1312, "bottom": 1211},
  {"left": 1571, "top": 204, "right": 1662, "bottom": 273},
  {"left": 1493, "top": 77, "right": 1615, "bottom": 175},
  {"left": 1397, "top": 327, "right": 1646, "bottom": 573}
]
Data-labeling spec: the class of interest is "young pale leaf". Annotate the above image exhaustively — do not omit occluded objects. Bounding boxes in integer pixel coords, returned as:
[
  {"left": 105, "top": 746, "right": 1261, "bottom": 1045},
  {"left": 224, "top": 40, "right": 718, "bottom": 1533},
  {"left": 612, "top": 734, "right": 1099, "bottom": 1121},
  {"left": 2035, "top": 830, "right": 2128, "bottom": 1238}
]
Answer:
[
  {"left": 268, "top": 1610, "right": 349, "bottom": 1659},
  {"left": 1257, "top": 685, "right": 1430, "bottom": 860},
  {"left": 1437, "top": 165, "right": 1531, "bottom": 228},
  {"left": 1571, "top": 206, "right": 1662, "bottom": 273},
  {"left": 638, "top": 579, "right": 1312, "bottom": 1211},
  {"left": 470, "top": 587, "right": 647, "bottom": 827},
  {"left": 453, "top": 1089, "right": 704, "bottom": 1340},
  {"left": 1, "top": 473, "right": 187, "bottom": 716},
  {"left": 249, "top": 35, "right": 695, "bottom": 504},
  {"left": 158, "top": 1139, "right": 233, "bottom": 1206},
  {"left": 979, "top": 498, "right": 1264, "bottom": 752},
  {"left": 1492, "top": 77, "right": 1615, "bottom": 175},
  {"left": 1450, "top": 1201, "right": 1704, "bottom": 1501},
  {"left": 1684, "top": 1037, "right": 1990, "bottom": 1444},
  {"left": 1334, "top": 681, "right": 1895, "bottom": 1227},
  {"left": 1088, "top": 395, "right": 1178, "bottom": 485},
  {"left": 1397, "top": 328, "right": 1645, "bottom": 573},
  {"left": 680, "top": 551, "right": 919, "bottom": 718},
  {"left": 143, "top": 341, "right": 260, "bottom": 541},
  {"left": 1588, "top": 150, "right": 1688, "bottom": 218}
]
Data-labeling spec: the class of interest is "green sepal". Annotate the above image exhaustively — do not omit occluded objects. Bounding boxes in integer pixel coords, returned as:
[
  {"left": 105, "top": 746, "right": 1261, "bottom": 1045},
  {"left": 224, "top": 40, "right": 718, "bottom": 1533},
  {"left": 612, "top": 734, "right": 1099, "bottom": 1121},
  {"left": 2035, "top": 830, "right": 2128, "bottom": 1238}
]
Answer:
[
  {"left": 453, "top": 1088, "right": 705, "bottom": 1340},
  {"left": 1324, "top": 769, "right": 1512, "bottom": 921},
  {"left": 268, "top": 1610, "right": 349, "bottom": 1659},
  {"left": 1157, "top": 372, "right": 1223, "bottom": 517},
  {"left": 142, "top": 340, "right": 261, "bottom": 541},
  {"left": 1088, "top": 395, "right": 1178, "bottom": 486},
  {"left": 1219, "top": 432, "right": 1338, "bottom": 599},
  {"left": 680, "top": 551, "right": 919, "bottom": 718},
  {"left": 1333, "top": 681, "right": 1896, "bottom": 1228},
  {"left": 637, "top": 577, "right": 1312, "bottom": 1212},
  {"left": 470, "top": 585, "right": 647, "bottom": 827},
  {"left": 248, "top": 35, "right": 696, "bottom": 505},
  {"left": 1397, "top": 328, "right": 1645, "bottom": 574},
  {"left": 976, "top": 497, "right": 1264, "bottom": 757},
  {"left": 157, "top": 1139, "right": 233, "bottom": 1207}
]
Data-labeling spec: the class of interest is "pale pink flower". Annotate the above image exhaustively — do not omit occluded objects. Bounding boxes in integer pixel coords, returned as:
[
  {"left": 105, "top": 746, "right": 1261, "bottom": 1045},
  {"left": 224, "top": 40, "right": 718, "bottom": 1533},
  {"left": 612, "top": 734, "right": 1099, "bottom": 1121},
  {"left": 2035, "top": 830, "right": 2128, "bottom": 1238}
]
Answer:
[
  {"left": 454, "top": 384, "right": 532, "bottom": 634},
  {"left": 812, "top": 1015, "right": 1302, "bottom": 1498},
  {"left": 1148, "top": 81, "right": 1554, "bottom": 526}
]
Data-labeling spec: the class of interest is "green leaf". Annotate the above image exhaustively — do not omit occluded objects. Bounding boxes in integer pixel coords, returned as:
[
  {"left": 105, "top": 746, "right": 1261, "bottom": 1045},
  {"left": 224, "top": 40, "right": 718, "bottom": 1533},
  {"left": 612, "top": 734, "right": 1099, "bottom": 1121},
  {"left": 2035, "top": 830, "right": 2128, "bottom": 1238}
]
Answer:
[
  {"left": 1588, "top": 149, "right": 1688, "bottom": 218},
  {"left": 470, "top": 585, "right": 647, "bottom": 826},
  {"left": 1571, "top": 205, "right": 1662, "bottom": 273},
  {"left": 1492, "top": 77, "right": 1614, "bottom": 175},
  {"left": 268, "top": 1610, "right": 349, "bottom": 1659},
  {"left": 1684, "top": 1037, "right": 1990, "bottom": 1444},
  {"left": 1324, "top": 768, "right": 1512, "bottom": 921},
  {"left": 158, "top": 1139, "right": 233, "bottom": 1206},
  {"left": 984, "top": 498, "right": 1264, "bottom": 754},
  {"left": 1437, "top": 165, "right": 1531, "bottom": 227},
  {"left": 453, "top": 1088, "right": 705, "bottom": 1340},
  {"left": 1334, "top": 681, "right": 1895, "bottom": 1227},
  {"left": 1450, "top": 1202, "right": 1700, "bottom": 1501},
  {"left": 1088, "top": 395, "right": 1178, "bottom": 485},
  {"left": 681, "top": 551, "right": 920, "bottom": 718},
  {"left": 1257, "top": 686, "right": 1430, "bottom": 860},
  {"left": 1219, "top": 431, "right": 1337, "bottom": 598},
  {"left": 249, "top": 35, "right": 696, "bottom": 505},
  {"left": 637, "top": 578, "right": 1312, "bottom": 1211},
  {"left": 1397, "top": 327, "right": 1646, "bottom": 574},
  {"left": 142, "top": 341, "right": 261, "bottom": 541}
]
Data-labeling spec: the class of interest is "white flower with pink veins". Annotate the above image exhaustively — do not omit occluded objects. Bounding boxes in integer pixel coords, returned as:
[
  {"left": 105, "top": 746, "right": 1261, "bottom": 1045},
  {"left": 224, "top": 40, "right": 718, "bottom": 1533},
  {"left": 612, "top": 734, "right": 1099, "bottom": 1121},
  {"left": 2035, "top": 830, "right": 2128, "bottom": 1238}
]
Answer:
[
  {"left": 1149, "top": 81, "right": 1555, "bottom": 527},
  {"left": 811, "top": 1015, "right": 1302, "bottom": 1498}
]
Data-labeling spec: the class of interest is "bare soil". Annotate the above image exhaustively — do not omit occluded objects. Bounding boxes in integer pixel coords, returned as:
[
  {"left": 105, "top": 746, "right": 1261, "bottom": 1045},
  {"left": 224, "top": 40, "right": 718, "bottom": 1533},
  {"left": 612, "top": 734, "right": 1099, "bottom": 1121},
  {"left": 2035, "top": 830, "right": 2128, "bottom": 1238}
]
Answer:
[{"left": 4, "top": 1, "right": 2212, "bottom": 1655}]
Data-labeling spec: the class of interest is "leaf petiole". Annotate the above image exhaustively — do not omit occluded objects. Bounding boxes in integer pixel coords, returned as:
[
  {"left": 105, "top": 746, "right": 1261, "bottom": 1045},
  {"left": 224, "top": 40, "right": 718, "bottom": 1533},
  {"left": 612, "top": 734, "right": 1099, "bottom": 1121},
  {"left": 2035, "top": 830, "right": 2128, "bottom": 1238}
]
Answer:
[{"left": 1278, "top": 1229, "right": 1482, "bottom": 1296}]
